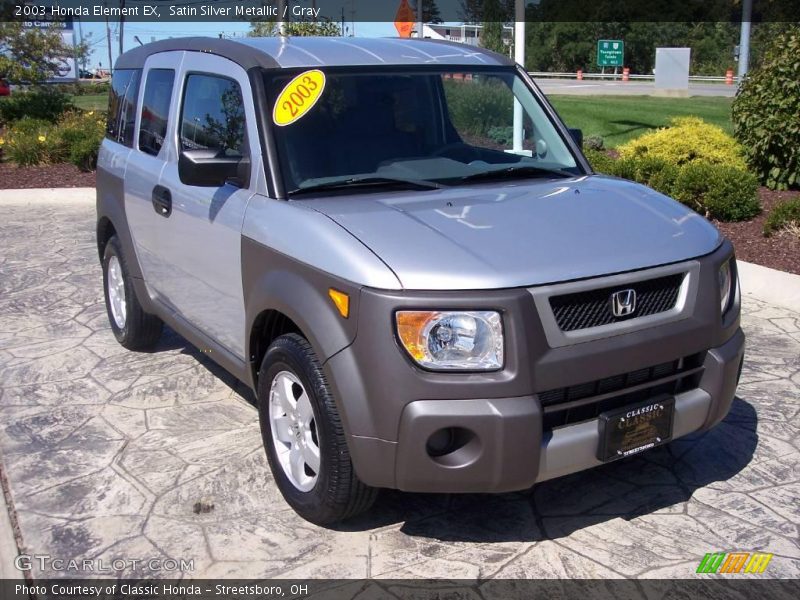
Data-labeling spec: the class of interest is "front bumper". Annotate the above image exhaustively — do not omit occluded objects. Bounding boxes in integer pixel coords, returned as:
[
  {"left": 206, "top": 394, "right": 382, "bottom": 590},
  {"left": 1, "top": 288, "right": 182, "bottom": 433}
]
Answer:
[{"left": 324, "top": 241, "right": 743, "bottom": 492}]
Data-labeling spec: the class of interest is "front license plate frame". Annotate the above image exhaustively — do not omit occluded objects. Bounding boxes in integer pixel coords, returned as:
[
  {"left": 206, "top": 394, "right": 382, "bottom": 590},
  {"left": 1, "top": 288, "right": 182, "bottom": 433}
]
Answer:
[{"left": 597, "top": 396, "right": 675, "bottom": 462}]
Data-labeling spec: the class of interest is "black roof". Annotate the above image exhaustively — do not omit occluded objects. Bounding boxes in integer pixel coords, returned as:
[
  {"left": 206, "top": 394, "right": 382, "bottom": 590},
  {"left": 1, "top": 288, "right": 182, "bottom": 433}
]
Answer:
[{"left": 115, "top": 36, "right": 514, "bottom": 71}]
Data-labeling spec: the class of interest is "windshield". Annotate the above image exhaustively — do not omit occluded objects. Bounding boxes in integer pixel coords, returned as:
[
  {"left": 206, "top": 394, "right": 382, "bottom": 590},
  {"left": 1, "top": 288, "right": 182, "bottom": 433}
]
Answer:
[{"left": 265, "top": 67, "right": 582, "bottom": 195}]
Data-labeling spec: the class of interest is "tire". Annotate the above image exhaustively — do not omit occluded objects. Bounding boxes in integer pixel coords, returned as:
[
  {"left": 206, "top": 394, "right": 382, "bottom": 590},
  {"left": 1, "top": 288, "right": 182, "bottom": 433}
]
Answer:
[
  {"left": 258, "top": 333, "right": 377, "bottom": 525},
  {"left": 102, "top": 235, "right": 163, "bottom": 350}
]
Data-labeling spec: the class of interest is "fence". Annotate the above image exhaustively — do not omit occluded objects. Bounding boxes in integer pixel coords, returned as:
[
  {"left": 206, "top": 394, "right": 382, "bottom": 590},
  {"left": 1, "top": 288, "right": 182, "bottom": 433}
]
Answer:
[{"left": 528, "top": 71, "right": 738, "bottom": 84}]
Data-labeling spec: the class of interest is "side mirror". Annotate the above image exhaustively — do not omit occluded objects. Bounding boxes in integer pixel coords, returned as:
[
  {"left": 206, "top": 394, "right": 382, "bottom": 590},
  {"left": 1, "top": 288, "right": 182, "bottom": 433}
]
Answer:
[
  {"left": 568, "top": 128, "right": 583, "bottom": 148},
  {"left": 178, "top": 149, "right": 247, "bottom": 188}
]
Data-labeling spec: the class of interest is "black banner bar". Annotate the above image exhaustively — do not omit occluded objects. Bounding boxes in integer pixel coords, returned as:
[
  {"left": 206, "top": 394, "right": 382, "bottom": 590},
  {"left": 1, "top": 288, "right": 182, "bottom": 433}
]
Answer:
[
  {"left": 2, "top": 0, "right": 800, "bottom": 23},
  {"left": 1, "top": 579, "right": 799, "bottom": 600}
]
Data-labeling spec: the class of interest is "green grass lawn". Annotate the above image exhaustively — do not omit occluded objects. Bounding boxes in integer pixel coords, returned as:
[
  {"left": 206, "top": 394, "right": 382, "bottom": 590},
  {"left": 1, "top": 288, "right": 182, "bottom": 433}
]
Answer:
[
  {"left": 70, "top": 94, "right": 108, "bottom": 111},
  {"left": 548, "top": 95, "right": 733, "bottom": 148}
]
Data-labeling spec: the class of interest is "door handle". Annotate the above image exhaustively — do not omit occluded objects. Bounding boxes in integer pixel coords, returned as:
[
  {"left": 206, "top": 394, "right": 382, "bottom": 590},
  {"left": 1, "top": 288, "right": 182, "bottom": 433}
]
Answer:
[{"left": 151, "top": 185, "right": 172, "bottom": 218}]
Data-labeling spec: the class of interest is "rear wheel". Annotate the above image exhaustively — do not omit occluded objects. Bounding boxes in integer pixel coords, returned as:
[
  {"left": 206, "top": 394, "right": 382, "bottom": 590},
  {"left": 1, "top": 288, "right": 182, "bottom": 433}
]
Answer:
[
  {"left": 102, "top": 235, "right": 163, "bottom": 350},
  {"left": 258, "top": 334, "right": 377, "bottom": 525}
]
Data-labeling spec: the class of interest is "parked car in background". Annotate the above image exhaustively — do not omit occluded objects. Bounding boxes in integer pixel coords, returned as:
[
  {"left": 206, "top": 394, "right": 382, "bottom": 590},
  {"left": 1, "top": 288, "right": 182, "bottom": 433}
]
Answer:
[
  {"left": 0, "top": 78, "right": 10, "bottom": 96},
  {"left": 96, "top": 37, "right": 745, "bottom": 525}
]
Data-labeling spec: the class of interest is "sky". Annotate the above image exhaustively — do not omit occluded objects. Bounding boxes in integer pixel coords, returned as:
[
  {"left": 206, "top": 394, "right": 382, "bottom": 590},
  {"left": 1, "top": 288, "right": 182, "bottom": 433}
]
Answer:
[{"left": 78, "top": 20, "right": 399, "bottom": 70}]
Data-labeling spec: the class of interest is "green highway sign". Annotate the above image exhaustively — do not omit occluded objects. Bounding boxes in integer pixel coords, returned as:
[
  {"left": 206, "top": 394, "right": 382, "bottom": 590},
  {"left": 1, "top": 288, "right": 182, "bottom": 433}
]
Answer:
[{"left": 597, "top": 39, "right": 624, "bottom": 67}]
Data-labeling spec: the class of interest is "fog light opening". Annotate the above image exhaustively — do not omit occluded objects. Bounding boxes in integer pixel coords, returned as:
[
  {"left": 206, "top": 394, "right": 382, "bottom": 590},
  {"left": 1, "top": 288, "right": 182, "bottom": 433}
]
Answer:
[{"left": 426, "top": 427, "right": 480, "bottom": 467}]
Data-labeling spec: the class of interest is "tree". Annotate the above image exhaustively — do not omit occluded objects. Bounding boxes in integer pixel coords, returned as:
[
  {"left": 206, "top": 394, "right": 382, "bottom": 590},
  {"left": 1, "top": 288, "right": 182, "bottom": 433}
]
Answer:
[
  {"left": 415, "top": 0, "right": 443, "bottom": 24},
  {"left": 732, "top": 26, "right": 800, "bottom": 189},
  {"left": 480, "top": 0, "right": 508, "bottom": 55},
  {"left": 460, "top": 0, "right": 514, "bottom": 23},
  {"left": 0, "top": 22, "right": 89, "bottom": 84},
  {"left": 249, "top": 19, "right": 341, "bottom": 37}
]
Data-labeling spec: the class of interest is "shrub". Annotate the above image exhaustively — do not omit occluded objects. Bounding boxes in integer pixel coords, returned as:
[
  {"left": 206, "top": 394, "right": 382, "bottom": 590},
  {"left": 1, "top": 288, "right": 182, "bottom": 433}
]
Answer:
[
  {"left": 487, "top": 125, "right": 513, "bottom": 145},
  {"left": 648, "top": 163, "right": 680, "bottom": 197},
  {"left": 764, "top": 197, "right": 800, "bottom": 236},
  {"left": 590, "top": 152, "right": 760, "bottom": 221},
  {"left": 53, "top": 111, "right": 106, "bottom": 170},
  {"left": 0, "top": 88, "right": 75, "bottom": 125},
  {"left": 54, "top": 82, "right": 111, "bottom": 97},
  {"left": 732, "top": 27, "right": 800, "bottom": 190},
  {"left": 2, "top": 111, "right": 105, "bottom": 170},
  {"left": 618, "top": 116, "right": 747, "bottom": 170},
  {"left": 2, "top": 117, "right": 58, "bottom": 166},
  {"left": 674, "top": 162, "right": 761, "bottom": 221},
  {"left": 584, "top": 135, "right": 604, "bottom": 151},
  {"left": 583, "top": 148, "right": 616, "bottom": 174},
  {"left": 607, "top": 157, "right": 639, "bottom": 181},
  {"left": 442, "top": 78, "right": 511, "bottom": 136}
]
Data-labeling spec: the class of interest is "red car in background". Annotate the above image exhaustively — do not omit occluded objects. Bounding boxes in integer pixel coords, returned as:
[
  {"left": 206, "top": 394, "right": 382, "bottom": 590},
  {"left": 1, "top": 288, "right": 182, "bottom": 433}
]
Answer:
[{"left": 0, "top": 79, "right": 10, "bottom": 96}]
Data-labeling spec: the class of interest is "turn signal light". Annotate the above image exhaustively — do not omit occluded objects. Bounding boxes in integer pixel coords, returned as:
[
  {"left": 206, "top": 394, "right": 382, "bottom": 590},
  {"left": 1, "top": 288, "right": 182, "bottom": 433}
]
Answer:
[{"left": 328, "top": 288, "right": 349, "bottom": 318}]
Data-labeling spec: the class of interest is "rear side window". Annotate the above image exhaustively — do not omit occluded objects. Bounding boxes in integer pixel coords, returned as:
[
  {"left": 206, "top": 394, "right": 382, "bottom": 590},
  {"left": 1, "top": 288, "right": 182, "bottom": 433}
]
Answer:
[
  {"left": 106, "top": 69, "right": 141, "bottom": 147},
  {"left": 139, "top": 69, "right": 175, "bottom": 156},
  {"left": 179, "top": 74, "right": 247, "bottom": 157}
]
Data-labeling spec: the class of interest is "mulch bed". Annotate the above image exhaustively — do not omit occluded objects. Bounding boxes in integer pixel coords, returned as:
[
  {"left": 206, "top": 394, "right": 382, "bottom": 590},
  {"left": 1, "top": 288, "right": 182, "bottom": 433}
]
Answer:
[
  {"left": 0, "top": 162, "right": 797, "bottom": 274},
  {"left": 715, "top": 188, "right": 800, "bottom": 276},
  {"left": 0, "top": 162, "right": 96, "bottom": 189}
]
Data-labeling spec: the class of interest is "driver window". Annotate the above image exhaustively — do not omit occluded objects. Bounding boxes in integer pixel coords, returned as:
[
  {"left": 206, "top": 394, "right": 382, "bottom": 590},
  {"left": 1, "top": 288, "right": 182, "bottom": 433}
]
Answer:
[{"left": 180, "top": 74, "right": 247, "bottom": 158}]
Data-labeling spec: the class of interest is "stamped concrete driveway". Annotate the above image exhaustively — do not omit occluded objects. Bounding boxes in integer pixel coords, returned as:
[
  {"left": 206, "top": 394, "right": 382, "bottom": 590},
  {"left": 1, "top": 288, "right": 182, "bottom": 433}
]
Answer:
[{"left": 1, "top": 193, "right": 799, "bottom": 580}]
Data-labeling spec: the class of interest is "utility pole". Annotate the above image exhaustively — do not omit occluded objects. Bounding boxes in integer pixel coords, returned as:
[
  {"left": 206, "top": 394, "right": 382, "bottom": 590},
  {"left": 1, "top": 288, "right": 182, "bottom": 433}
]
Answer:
[
  {"left": 105, "top": 0, "right": 113, "bottom": 76},
  {"left": 118, "top": 0, "right": 125, "bottom": 56},
  {"left": 512, "top": 0, "right": 525, "bottom": 153},
  {"left": 417, "top": 0, "right": 424, "bottom": 39},
  {"left": 737, "top": 0, "right": 752, "bottom": 81}
]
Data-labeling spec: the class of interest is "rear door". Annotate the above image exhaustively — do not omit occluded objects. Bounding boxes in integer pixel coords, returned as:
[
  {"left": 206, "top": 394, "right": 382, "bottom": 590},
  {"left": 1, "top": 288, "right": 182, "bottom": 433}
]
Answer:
[
  {"left": 149, "top": 52, "right": 258, "bottom": 359},
  {"left": 124, "top": 51, "right": 181, "bottom": 290}
]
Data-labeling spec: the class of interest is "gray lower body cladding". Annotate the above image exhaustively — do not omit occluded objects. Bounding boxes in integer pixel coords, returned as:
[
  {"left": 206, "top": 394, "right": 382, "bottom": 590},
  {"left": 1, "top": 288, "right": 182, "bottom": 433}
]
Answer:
[{"left": 325, "top": 240, "right": 743, "bottom": 492}]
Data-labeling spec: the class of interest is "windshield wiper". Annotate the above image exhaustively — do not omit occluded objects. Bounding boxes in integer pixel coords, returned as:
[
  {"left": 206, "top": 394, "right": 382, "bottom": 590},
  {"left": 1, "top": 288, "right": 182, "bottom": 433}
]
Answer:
[
  {"left": 458, "top": 165, "right": 574, "bottom": 184},
  {"left": 288, "top": 176, "right": 443, "bottom": 197}
]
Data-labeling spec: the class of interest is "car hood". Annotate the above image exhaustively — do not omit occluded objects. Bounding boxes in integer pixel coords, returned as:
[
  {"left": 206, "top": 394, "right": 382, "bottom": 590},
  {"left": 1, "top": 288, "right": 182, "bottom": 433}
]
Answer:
[{"left": 303, "top": 175, "right": 723, "bottom": 290}]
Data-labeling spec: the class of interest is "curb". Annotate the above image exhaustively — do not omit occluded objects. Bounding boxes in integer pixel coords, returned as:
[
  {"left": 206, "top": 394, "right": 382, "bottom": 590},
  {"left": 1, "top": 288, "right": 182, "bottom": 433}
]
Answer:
[
  {"left": 0, "top": 455, "right": 23, "bottom": 581},
  {"left": 0, "top": 187, "right": 94, "bottom": 204},
  {"left": 1, "top": 188, "right": 798, "bottom": 314},
  {"left": 737, "top": 261, "right": 800, "bottom": 315}
]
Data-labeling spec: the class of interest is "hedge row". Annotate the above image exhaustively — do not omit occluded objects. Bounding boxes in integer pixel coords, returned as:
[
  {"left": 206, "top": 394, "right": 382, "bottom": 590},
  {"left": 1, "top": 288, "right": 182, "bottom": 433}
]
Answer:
[
  {"left": 585, "top": 150, "right": 761, "bottom": 222},
  {"left": 1, "top": 112, "right": 105, "bottom": 171},
  {"left": 584, "top": 116, "right": 761, "bottom": 222}
]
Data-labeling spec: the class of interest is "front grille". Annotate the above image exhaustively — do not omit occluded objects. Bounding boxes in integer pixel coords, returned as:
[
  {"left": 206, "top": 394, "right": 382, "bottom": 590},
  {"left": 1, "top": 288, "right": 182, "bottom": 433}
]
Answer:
[
  {"left": 549, "top": 273, "right": 685, "bottom": 332},
  {"left": 540, "top": 352, "right": 705, "bottom": 430}
]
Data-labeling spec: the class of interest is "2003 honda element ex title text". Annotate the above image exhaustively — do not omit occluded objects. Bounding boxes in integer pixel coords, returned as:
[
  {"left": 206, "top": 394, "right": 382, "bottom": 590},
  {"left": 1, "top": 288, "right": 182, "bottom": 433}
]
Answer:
[{"left": 96, "top": 36, "right": 745, "bottom": 525}]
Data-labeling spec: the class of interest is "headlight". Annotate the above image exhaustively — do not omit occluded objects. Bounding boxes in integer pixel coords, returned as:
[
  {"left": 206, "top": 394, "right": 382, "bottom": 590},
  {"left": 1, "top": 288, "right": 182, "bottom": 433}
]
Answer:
[
  {"left": 719, "top": 260, "right": 733, "bottom": 314},
  {"left": 396, "top": 310, "right": 504, "bottom": 371}
]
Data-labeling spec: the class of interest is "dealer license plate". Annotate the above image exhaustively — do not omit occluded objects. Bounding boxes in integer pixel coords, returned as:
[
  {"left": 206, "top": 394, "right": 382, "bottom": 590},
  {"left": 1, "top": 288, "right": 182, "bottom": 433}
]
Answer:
[{"left": 597, "top": 396, "right": 675, "bottom": 462}]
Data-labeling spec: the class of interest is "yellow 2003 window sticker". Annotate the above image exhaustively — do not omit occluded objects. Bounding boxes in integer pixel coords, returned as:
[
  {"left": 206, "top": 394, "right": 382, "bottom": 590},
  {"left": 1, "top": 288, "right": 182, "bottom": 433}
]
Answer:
[{"left": 273, "top": 69, "right": 327, "bottom": 127}]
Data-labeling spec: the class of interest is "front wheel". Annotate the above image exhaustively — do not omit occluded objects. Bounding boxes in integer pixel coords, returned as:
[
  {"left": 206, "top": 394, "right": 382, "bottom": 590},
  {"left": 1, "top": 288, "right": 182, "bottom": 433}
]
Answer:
[{"left": 258, "top": 334, "right": 377, "bottom": 525}]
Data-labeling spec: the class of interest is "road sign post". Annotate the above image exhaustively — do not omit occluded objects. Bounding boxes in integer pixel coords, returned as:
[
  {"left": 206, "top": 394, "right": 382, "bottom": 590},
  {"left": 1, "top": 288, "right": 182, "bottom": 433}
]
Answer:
[{"left": 597, "top": 40, "right": 624, "bottom": 68}]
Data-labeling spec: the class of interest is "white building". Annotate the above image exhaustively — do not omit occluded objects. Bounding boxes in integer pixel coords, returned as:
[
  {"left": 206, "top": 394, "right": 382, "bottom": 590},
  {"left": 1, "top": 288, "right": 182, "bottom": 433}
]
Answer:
[{"left": 421, "top": 23, "right": 514, "bottom": 51}]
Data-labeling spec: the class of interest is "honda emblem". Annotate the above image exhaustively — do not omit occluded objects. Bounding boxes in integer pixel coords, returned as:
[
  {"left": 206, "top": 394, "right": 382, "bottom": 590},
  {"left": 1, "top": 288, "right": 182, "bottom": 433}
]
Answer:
[{"left": 611, "top": 289, "right": 637, "bottom": 317}]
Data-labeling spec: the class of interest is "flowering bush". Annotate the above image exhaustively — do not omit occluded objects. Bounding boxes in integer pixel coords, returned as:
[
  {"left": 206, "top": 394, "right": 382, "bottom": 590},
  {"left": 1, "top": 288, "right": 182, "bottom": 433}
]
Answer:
[
  {"left": 53, "top": 110, "right": 106, "bottom": 170},
  {"left": 2, "top": 117, "right": 56, "bottom": 166},
  {"left": 2, "top": 110, "right": 105, "bottom": 170}
]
